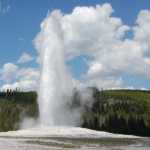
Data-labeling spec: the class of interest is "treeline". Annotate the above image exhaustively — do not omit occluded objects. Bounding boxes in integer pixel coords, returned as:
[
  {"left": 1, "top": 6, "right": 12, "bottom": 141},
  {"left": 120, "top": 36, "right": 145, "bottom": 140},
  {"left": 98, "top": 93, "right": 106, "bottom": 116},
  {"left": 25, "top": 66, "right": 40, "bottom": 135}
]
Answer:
[
  {"left": 0, "top": 91, "right": 38, "bottom": 131},
  {"left": 81, "top": 88, "right": 150, "bottom": 137},
  {"left": 0, "top": 89, "right": 150, "bottom": 136}
]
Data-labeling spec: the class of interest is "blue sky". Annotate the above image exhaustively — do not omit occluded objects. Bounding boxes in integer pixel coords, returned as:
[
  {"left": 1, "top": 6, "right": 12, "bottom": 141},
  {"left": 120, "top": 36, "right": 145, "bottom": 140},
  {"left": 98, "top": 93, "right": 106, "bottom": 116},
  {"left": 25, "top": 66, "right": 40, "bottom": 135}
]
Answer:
[{"left": 0, "top": 0, "right": 150, "bottom": 90}]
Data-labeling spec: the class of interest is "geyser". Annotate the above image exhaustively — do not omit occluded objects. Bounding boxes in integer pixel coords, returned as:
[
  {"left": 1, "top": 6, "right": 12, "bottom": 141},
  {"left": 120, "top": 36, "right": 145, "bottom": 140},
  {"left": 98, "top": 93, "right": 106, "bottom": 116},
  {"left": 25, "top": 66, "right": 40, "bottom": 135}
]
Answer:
[{"left": 35, "top": 11, "right": 73, "bottom": 126}]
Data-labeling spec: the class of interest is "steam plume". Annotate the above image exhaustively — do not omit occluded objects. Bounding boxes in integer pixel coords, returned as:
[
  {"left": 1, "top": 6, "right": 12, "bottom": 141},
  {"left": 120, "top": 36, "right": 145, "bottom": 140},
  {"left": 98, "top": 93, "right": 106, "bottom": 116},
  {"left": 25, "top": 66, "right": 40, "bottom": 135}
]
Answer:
[{"left": 35, "top": 11, "right": 74, "bottom": 126}]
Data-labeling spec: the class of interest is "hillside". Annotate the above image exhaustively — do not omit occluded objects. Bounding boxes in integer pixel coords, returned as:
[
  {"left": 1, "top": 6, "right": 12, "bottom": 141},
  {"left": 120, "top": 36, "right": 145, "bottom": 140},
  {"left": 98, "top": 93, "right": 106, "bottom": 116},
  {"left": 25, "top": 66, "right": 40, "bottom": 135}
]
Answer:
[
  {"left": 81, "top": 88, "right": 150, "bottom": 136},
  {"left": 0, "top": 89, "right": 150, "bottom": 136},
  {"left": 0, "top": 91, "right": 38, "bottom": 131}
]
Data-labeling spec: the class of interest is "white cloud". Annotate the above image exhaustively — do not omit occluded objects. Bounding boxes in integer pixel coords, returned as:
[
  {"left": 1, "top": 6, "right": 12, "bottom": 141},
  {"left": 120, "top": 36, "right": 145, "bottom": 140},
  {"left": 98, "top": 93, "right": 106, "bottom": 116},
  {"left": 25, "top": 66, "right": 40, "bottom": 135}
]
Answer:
[
  {"left": 17, "top": 52, "right": 33, "bottom": 64},
  {"left": 86, "top": 77, "right": 123, "bottom": 89},
  {"left": 1, "top": 3, "right": 150, "bottom": 91},
  {"left": 35, "top": 3, "right": 150, "bottom": 89},
  {"left": 0, "top": 67, "right": 39, "bottom": 91},
  {"left": 0, "top": 50, "right": 38, "bottom": 91},
  {"left": 61, "top": 4, "right": 130, "bottom": 57},
  {"left": 17, "top": 68, "right": 39, "bottom": 80},
  {"left": 0, "top": 62, "right": 39, "bottom": 91},
  {"left": 0, "top": 63, "right": 18, "bottom": 82},
  {"left": 134, "top": 10, "right": 150, "bottom": 58}
]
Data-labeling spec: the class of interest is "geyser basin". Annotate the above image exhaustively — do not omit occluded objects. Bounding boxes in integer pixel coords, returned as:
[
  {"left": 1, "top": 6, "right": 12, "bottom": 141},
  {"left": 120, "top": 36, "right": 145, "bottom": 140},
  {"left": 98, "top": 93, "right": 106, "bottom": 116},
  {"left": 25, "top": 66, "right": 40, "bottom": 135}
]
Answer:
[
  {"left": 1, "top": 127, "right": 149, "bottom": 150},
  {"left": 0, "top": 127, "right": 139, "bottom": 138}
]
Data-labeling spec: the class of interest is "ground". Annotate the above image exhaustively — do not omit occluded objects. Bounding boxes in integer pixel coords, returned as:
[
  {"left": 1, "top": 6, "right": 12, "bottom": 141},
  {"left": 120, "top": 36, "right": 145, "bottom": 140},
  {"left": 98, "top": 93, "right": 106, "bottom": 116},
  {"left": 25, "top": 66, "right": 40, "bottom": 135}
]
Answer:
[{"left": 0, "top": 127, "right": 149, "bottom": 150}]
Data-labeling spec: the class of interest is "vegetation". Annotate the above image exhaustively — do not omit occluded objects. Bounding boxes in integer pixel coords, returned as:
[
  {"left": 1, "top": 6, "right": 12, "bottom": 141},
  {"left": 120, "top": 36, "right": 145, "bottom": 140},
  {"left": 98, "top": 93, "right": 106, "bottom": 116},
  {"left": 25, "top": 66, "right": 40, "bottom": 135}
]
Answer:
[
  {"left": 0, "top": 88, "right": 150, "bottom": 136},
  {"left": 0, "top": 90, "right": 38, "bottom": 131},
  {"left": 81, "top": 88, "right": 150, "bottom": 136}
]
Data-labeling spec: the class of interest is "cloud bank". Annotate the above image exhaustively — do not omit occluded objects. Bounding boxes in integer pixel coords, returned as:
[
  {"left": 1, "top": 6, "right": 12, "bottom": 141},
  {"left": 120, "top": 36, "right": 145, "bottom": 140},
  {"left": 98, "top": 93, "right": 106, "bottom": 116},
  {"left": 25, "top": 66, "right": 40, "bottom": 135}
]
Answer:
[
  {"left": 36, "top": 3, "right": 150, "bottom": 89},
  {"left": 1, "top": 3, "right": 150, "bottom": 90}
]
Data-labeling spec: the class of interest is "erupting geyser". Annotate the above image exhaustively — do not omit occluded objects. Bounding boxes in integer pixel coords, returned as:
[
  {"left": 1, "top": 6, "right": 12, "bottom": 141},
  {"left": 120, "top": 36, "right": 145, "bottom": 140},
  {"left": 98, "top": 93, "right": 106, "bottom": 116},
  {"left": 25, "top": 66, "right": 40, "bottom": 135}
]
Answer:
[{"left": 35, "top": 11, "right": 73, "bottom": 126}]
